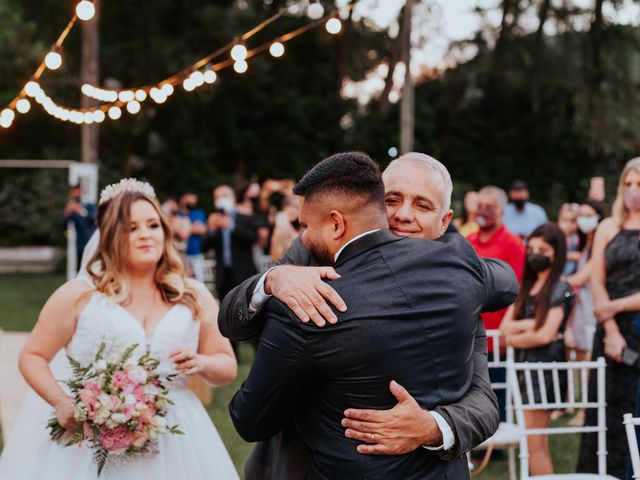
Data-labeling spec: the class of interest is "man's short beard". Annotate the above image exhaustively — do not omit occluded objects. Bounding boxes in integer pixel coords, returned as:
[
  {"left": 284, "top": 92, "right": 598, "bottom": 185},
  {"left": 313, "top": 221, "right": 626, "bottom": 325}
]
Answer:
[{"left": 309, "top": 240, "right": 334, "bottom": 266}]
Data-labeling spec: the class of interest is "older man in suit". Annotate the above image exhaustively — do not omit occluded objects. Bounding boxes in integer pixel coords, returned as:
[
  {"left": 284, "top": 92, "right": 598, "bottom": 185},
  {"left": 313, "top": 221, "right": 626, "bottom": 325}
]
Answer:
[{"left": 229, "top": 152, "right": 517, "bottom": 479}]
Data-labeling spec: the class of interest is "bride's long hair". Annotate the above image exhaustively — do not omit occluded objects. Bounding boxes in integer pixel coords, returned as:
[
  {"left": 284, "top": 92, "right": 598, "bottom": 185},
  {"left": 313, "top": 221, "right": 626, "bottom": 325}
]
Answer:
[{"left": 87, "top": 190, "right": 202, "bottom": 320}]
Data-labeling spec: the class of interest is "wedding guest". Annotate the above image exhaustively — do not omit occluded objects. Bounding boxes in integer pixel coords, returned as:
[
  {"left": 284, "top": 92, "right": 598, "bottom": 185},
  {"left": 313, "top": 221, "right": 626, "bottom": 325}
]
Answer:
[
  {"left": 577, "top": 158, "right": 640, "bottom": 478},
  {"left": 557, "top": 202, "right": 581, "bottom": 276},
  {"left": 504, "top": 180, "right": 548, "bottom": 239},
  {"left": 270, "top": 195, "right": 301, "bottom": 262},
  {"left": 501, "top": 223, "right": 573, "bottom": 476},
  {"left": 177, "top": 192, "right": 207, "bottom": 282},
  {"left": 63, "top": 183, "right": 97, "bottom": 270},
  {"left": 563, "top": 200, "right": 607, "bottom": 427},
  {"left": 457, "top": 190, "right": 479, "bottom": 237}
]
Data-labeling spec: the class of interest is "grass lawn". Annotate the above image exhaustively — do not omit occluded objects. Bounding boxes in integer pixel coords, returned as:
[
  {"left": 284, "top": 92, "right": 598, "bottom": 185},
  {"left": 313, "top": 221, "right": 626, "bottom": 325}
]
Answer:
[{"left": 0, "top": 273, "right": 581, "bottom": 479}]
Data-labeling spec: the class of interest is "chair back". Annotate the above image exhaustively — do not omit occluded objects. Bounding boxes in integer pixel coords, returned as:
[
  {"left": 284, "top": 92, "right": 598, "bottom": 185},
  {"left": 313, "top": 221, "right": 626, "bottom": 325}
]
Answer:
[
  {"left": 507, "top": 356, "right": 607, "bottom": 479},
  {"left": 486, "top": 329, "right": 515, "bottom": 424},
  {"left": 624, "top": 413, "right": 640, "bottom": 479}
]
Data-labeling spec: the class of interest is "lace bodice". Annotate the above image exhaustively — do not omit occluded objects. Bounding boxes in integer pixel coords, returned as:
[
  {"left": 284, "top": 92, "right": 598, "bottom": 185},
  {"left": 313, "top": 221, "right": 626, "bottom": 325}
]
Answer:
[{"left": 66, "top": 291, "right": 200, "bottom": 386}]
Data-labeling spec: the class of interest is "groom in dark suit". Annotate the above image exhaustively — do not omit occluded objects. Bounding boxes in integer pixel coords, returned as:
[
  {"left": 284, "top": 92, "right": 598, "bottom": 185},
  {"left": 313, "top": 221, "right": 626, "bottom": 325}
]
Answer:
[{"left": 230, "top": 152, "right": 513, "bottom": 479}]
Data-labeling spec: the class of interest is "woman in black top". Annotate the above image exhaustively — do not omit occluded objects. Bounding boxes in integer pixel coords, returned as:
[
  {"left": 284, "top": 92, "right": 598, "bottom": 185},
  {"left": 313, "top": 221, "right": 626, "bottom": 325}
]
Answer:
[{"left": 501, "top": 223, "right": 574, "bottom": 476}]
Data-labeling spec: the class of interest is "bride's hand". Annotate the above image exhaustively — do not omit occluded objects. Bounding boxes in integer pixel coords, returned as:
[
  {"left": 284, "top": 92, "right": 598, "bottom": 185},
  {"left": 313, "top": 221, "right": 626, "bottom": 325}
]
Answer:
[
  {"left": 54, "top": 396, "right": 80, "bottom": 432},
  {"left": 170, "top": 349, "right": 204, "bottom": 376}
]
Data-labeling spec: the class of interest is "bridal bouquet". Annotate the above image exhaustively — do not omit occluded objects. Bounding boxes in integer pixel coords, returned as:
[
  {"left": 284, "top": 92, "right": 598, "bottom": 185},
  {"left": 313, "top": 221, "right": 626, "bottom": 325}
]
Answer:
[{"left": 47, "top": 343, "right": 183, "bottom": 476}]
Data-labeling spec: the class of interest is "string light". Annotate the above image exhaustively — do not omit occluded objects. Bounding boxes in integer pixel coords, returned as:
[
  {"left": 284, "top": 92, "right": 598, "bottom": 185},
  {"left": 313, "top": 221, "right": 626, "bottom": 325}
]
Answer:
[
  {"left": 44, "top": 50, "right": 62, "bottom": 70},
  {"left": 134, "top": 89, "right": 147, "bottom": 101},
  {"left": 203, "top": 70, "right": 217, "bottom": 84},
  {"left": 2, "top": 1, "right": 357, "bottom": 129},
  {"left": 269, "top": 41, "right": 285, "bottom": 58},
  {"left": 326, "top": 17, "right": 342, "bottom": 34},
  {"left": 233, "top": 60, "right": 248, "bottom": 74},
  {"left": 108, "top": 106, "right": 122, "bottom": 120},
  {"left": 16, "top": 99, "right": 31, "bottom": 113},
  {"left": 307, "top": 2, "right": 324, "bottom": 20},
  {"left": 230, "top": 44, "right": 248, "bottom": 62},
  {"left": 126, "top": 100, "right": 141, "bottom": 114},
  {"left": 75, "top": 1, "right": 96, "bottom": 21}
]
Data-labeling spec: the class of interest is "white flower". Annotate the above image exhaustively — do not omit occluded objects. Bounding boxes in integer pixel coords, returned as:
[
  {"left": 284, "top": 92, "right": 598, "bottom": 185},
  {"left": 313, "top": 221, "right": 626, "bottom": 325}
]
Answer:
[
  {"left": 155, "top": 397, "right": 168, "bottom": 410},
  {"left": 124, "top": 394, "right": 137, "bottom": 405},
  {"left": 128, "top": 366, "right": 148, "bottom": 384},
  {"left": 154, "top": 416, "right": 167, "bottom": 428},
  {"left": 110, "top": 413, "right": 127, "bottom": 425},
  {"left": 148, "top": 428, "right": 158, "bottom": 442},
  {"left": 74, "top": 405, "right": 88, "bottom": 422},
  {"left": 143, "top": 384, "right": 159, "bottom": 396},
  {"left": 93, "top": 406, "right": 110, "bottom": 425}
]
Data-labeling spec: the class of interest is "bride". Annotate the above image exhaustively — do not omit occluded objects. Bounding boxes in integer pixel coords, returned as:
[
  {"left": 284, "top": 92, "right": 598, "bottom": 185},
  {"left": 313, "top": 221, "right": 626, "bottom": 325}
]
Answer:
[{"left": 0, "top": 179, "right": 239, "bottom": 479}]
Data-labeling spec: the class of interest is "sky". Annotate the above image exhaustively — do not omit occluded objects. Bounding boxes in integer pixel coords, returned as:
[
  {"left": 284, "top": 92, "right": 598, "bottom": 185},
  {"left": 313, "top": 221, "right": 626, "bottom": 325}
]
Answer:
[{"left": 337, "top": 0, "right": 640, "bottom": 69}]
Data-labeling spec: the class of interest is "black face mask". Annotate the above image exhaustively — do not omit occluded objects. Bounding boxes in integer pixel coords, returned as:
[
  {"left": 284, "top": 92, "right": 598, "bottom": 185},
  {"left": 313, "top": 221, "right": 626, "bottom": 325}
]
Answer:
[
  {"left": 185, "top": 202, "right": 196, "bottom": 211},
  {"left": 513, "top": 199, "right": 526, "bottom": 209},
  {"left": 291, "top": 219, "right": 301, "bottom": 230},
  {"left": 526, "top": 253, "right": 551, "bottom": 273}
]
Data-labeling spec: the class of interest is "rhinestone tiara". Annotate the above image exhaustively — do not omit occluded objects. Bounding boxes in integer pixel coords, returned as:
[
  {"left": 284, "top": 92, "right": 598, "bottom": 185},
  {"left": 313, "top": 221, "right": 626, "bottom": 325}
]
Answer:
[{"left": 99, "top": 178, "right": 156, "bottom": 205}]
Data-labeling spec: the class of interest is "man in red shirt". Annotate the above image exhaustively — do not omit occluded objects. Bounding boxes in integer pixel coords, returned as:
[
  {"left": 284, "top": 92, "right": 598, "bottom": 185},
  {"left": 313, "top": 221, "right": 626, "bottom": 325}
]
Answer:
[
  {"left": 467, "top": 185, "right": 524, "bottom": 423},
  {"left": 467, "top": 185, "right": 525, "bottom": 331}
]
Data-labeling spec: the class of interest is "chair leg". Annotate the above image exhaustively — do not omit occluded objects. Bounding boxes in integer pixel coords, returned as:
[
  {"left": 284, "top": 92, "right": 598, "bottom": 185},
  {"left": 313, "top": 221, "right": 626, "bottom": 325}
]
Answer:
[{"left": 508, "top": 447, "right": 516, "bottom": 480}]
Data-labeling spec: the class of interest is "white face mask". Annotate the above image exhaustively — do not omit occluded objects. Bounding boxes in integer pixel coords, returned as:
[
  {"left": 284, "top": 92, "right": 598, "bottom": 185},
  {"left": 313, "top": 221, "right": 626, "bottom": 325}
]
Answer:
[
  {"left": 576, "top": 215, "right": 599, "bottom": 233},
  {"left": 215, "top": 196, "right": 234, "bottom": 213}
]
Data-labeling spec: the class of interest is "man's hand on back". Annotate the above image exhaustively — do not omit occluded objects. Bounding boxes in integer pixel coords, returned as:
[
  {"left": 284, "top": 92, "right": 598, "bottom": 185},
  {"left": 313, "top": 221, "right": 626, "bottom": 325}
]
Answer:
[
  {"left": 264, "top": 265, "right": 347, "bottom": 327},
  {"left": 342, "top": 381, "right": 442, "bottom": 455}
]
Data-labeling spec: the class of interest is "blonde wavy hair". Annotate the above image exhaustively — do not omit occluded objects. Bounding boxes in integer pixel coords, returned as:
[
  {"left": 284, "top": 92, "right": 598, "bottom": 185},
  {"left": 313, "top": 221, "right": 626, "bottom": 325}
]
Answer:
[
  {"left": 612, "top": 157, "right": 640, "bottom": 225},
  {"left": 87, "top": 190, "right": 202, "bottom": 321}
]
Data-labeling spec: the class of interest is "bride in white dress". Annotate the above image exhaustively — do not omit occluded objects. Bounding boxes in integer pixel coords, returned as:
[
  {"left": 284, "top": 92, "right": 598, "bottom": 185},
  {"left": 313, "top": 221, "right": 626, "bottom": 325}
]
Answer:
[{"left": 0, "top": 180, "right": 240, "bottom": 479}]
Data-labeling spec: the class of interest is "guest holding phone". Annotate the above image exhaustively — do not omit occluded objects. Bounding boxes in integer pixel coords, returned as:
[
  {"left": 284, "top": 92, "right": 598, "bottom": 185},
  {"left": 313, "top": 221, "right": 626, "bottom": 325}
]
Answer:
[{"left": 577, "top": 158, "right": 640, "bottom": 479}]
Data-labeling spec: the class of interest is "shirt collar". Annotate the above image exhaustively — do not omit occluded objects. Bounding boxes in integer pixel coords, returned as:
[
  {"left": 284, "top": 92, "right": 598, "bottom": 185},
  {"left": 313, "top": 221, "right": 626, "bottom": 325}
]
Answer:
[{"left": 334, "top": 229, "right": 381, "bottom": 262}]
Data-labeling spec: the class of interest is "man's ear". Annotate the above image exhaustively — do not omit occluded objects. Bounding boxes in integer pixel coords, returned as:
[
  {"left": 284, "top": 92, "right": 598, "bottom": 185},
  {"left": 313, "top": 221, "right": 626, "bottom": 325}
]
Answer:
[
  {"left": 440, "top": 209, "right": 454, "bottom": 235},
  {"left": 328, "top": 210, "right": 346, "bottom": 240}
]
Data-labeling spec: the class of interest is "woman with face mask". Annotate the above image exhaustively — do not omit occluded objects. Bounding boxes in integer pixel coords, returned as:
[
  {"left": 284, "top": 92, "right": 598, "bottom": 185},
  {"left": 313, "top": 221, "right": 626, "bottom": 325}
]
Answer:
[
  {"left": 577, "top": 158, "right": 640, "bottom": 479},
  {"left": 500, "top": 223, "right": 574, "bottom": 476},
  {"left": 561, "top": 200, "right": 607, "bottom": 427}
]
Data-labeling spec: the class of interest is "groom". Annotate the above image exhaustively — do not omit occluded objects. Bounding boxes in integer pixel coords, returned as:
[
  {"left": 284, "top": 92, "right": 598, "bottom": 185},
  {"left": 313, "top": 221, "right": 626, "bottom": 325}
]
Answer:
[{"left": 230, "top": 153, "right": 511, "bottom": 478}]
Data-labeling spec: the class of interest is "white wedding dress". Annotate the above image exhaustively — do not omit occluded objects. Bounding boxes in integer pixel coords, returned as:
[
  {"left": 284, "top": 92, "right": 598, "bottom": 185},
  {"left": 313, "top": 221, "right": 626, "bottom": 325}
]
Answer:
[{"left": 0, "top": 280, "right": 239, "bottom": 480}]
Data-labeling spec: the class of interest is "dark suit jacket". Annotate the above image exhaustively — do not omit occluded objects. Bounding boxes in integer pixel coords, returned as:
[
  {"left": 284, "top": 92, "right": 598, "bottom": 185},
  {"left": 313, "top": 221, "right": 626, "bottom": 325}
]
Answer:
[
  {"left": 202, "top": 211, "right": 258, "bottom": 294},
  {"left": 229, "top": 230, "right": 516, "bottom": 479}
]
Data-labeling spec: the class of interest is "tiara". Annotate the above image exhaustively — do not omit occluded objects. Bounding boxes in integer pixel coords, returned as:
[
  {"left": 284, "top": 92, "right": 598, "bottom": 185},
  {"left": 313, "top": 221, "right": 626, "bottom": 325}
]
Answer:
[{"left": 99, "top": 178, "right": 156, "bottom": 205}]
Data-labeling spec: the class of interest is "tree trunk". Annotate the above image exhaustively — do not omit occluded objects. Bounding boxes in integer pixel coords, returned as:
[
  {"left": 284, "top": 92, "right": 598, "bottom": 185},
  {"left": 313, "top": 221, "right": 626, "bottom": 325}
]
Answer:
[
  {"left": 81, "top": 0, "right": 100, "bottom": 164},
  {"left": 378, "top": 4, "right": 406, "bottom": 117}
]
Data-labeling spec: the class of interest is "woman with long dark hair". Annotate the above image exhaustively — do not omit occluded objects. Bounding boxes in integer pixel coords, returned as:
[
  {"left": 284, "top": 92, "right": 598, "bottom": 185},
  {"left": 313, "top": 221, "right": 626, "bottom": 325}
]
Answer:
[{"left": 500, "top": 223, "right": 574, "bottom": 476}]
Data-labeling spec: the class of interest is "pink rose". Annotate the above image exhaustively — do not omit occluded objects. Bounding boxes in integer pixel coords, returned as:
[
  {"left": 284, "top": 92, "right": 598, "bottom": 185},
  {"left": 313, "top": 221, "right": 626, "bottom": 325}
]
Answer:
[
  {"left": 79, "top": 382, "right": 100, "bottom": 411},
  {"left": 83, "top": 422, "right": 95, "bottom": 439},
  {"left": 111, "top": 371, "right": 130, "bottom": 390},
  {"left": 98, "top": 425, "right": 134, "bottom": 453}
]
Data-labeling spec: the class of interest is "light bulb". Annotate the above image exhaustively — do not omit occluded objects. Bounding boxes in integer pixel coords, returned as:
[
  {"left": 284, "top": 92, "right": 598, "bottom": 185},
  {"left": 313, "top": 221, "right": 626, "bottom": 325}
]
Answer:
[
  {"left": 108, "top": 106, "right": 122, "bottom": 120},
  {"left": 190, "top": 71, "right": 205, "bottom": 87},
  {"left": 83, "top": 112, "right": 95, "bottom": 124},
  {"left": 203, "top": 70, "right": 217, "bottom": 84},
  {"left": 307, "top": 2, "right": 324, "bottom": 20},
  {"left": 161, "top": 83, "right": 174, "bottom": 96},
  {"left": 107, "top": 91, "right": 118, "bottom": 102},
  {"left": 135, "top": 89, "right": 147, "bottom": 101},
  {"left": 45, "top": 51, "right": 62, "bottom": 70},
  {"left": 153, "top": 93, "right": 167, "bottom": 104},
  {"left": 93, "top": 109, "right": 105, "bottom": 123},
  {"left": 118, "top": 90, "right": 134, "bottom": 102},
  {"left": 25, "top": 81, "right": 40, "bottom": 97},
  {"left": 326, "top": 18, "right": 342, "bottom": 34},
  {"left": 35, "top": 90, "right": 47, "bottom": 104},
  {"left": 182, "top": 78, "right": 196, "bottom": 91},
  {"left": 16, "top": 99, "right": 31, "bottom": 114},
  {"left": 233, "top": 60, "right": 248, "bottom": 74},
  {"left": 1, "top": 109, "right": 15, "bottom": 123},
  {"left": 70, "top": 111, "right": 83, "bottom": 123},
  {"left": 0, "top": 116, "right": 12, "bottom": 128},
  {"left": 126, "top": 100, "right": 141, "bottom": 114},
  {"left": 60, "top": 109, "right": 70, "bottom": 121},
  {"left": 76, "top": 1, "right": 95, "bottom": 21},
  {"left": 269, "top": 41, "right": 285, "bottom": 58},
  {"left": 231, "top": 44, "right": 248, "bottom": 62}
]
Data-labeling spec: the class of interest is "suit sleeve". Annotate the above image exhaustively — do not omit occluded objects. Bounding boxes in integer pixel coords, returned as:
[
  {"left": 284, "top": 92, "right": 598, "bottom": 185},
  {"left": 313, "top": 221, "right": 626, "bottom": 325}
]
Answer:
[
  {"left": 232, "top": 215, "right": 259, "bottom": 245},
  {"left": 432, "top": 319, "right": 499, "bottom": 461},
  {"left": 217, "top": 235, "right": 313, "bottom": 341},
  {"left": 229, "top": 301, "right": 310, "bottom": 442},
  {"left": 479, "top": 257, "right": 519, "bottom": 313}
]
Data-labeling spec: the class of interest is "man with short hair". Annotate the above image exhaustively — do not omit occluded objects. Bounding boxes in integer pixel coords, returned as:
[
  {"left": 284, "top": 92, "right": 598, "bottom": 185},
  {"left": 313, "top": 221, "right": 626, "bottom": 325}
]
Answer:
[
  {"left": 229, "top": 152, "right": 515, "bottom": 479},
  {"left": 503, "top": 180, "right": 548, "bottom": 238}
]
